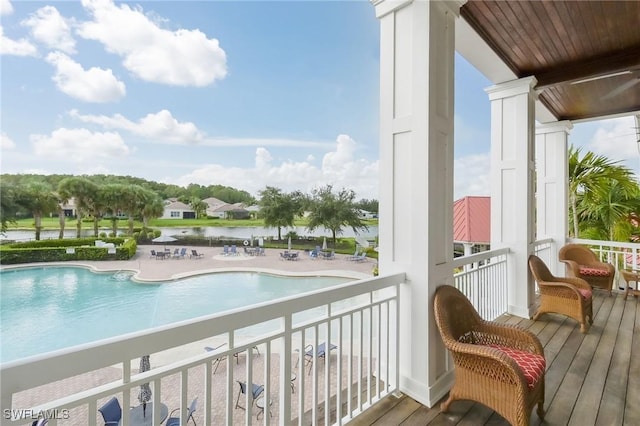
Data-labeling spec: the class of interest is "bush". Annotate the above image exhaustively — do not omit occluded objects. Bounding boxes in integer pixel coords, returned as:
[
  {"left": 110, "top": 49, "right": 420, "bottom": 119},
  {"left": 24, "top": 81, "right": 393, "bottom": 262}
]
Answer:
[{"left": 0, "top": 237, "right": 137, "bottom": 264}]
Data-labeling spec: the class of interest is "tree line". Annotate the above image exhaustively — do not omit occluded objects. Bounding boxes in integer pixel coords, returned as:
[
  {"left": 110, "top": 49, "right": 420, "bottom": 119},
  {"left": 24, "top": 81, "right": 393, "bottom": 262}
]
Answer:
[{"left": 0, "top": 174, "right": 378, "bottom": 243}]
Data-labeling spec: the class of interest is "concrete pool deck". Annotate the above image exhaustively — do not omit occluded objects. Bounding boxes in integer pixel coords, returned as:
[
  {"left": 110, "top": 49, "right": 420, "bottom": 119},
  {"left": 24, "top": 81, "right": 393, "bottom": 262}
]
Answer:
[
  {"left": 6, "top": 246, "right": 380, "bottom": 425},
  {"left": 1, "top": 244, "right": 377, "bottom": 281}
]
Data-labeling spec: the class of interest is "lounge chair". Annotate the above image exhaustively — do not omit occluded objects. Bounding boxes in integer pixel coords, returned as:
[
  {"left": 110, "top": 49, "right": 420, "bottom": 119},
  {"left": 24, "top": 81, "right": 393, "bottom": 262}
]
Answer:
[
  {"left": 204, "top": 344, "right": 260, "bottom": 372},
  {"left": 178, "top": 247, "right": 188, "bottom": 259},
  {"left": 353, "top": 252, "right": 368, "bottom": 262},
  {"left": 98, "top": 397, "right": 122, "bottom": 426},
  {"left": 190, "top": 249, "right": 204, "bottom": 259},
  {"left": 235, "top": 381, "right": 264, "bottom": 410},
  {"left": 230, "top": 245, "right": 239, "bottom": 256},
  {"left": 171, "top": 248, "right": 181, "bottom": 258},
  {"left": 298, "top": 342, "right": 338, "bottom": 375},
  {"left": 165, "top": 397, "right": 197, "bottom": 426},
  {"left": 221, "top": 245, "right": 229, "bottom": 256},
  {"left": 347, "top": 249, "right": 360, "bottom": 261}
]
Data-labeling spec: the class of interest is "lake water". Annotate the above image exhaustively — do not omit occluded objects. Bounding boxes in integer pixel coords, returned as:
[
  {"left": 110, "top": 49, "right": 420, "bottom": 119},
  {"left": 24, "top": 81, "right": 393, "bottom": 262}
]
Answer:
[{"left": 1, "top": 225, "right": 379, "bottom": 242}]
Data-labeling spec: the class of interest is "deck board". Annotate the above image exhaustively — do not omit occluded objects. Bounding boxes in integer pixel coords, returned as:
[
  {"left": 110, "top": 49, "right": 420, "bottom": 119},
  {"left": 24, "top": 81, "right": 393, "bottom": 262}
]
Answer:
[{"left": 348, "top": 291, "right": 638, "bottom": 426}]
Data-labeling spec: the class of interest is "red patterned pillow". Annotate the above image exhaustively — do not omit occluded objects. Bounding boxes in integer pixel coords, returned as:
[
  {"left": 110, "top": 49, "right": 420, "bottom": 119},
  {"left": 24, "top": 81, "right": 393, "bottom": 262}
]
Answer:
[
  {"left": 487, "top": 345, "right": 545, "bottom": 389},
  {"left": 579, "top": 266, "right": 610, "bottom": 277}
]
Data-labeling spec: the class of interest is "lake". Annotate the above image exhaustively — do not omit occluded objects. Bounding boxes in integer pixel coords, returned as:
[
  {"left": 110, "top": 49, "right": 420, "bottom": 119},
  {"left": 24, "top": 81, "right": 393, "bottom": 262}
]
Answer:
[{"left": 1, "top": 225, "right": 379, "bottom": 242}]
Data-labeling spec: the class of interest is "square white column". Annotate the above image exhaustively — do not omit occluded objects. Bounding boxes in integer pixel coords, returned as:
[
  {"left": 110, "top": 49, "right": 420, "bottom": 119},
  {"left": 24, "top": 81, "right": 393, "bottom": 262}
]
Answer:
[
  {"left": 486, "top": 77, "right": 537, "bottom": 319},
  {"left": 535, "top": 121, "right": 572, "bottom": 274},
  {"left": 373, "top": 0, "right": 461, "bottom": 407}
]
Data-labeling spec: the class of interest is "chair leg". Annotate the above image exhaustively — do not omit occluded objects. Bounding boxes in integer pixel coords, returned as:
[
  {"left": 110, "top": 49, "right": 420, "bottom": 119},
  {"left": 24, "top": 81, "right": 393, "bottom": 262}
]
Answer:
[
  {"left": 440, "top": 393, "right": 455, "bottom": 412},
  {"left": 235, "top": 389, "right": 243, "bottom": 410}
]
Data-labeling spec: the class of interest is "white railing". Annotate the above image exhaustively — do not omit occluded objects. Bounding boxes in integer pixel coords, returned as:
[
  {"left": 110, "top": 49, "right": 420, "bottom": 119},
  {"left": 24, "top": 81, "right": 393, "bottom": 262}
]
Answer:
[
  {"left": 1, "top": 273, "right": 404, "bottom": 426},
  {"left": 452, "top": 248, "right": 510, "bottom": 320},
  {"left": 533, "top": 238, "right": 554, "bottom": 267}
]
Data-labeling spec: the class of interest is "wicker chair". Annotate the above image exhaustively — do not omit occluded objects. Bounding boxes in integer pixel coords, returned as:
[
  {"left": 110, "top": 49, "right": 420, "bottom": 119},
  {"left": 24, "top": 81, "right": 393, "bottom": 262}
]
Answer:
[
  {"left": 433, "top": 285, "right": 545, "bottom": 426},
  {"left": 558, "top": 243, "right": 615, "bottom": 295},
  {"left": 528, "top": 255, "right": 593, "bottom": 333}
]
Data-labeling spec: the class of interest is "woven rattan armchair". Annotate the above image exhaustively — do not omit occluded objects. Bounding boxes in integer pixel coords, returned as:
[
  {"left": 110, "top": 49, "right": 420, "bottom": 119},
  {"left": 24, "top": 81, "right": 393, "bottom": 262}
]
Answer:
[
  {"left": 528, "top": 255, "right": 593, "bottom": 333},
  {"left": 433, "top": 285, "right": 546, "bottom": 426},
  {"left": 558, "top": 243, "right": 615, "bottom": 295}
]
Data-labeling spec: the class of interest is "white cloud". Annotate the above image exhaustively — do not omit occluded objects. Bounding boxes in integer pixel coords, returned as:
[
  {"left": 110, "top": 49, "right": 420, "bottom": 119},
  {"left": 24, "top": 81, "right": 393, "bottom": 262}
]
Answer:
[
  {"left": 0, "top": 0, "right": 13, "bottom": 16},
  {"left": 586, "top": 115, "right": 640, "bottom": 174},
  {"left": 31, "top": 128, "right": 130, "bottom": 162},
  {"left": 172, "top": 135, "right": 379, "bottom": 199},
  {"left": 1, "top": 132, "right": 16, "bottom": 149},
  {"left": 454, "top": 153, "right": 491, "bottom": 200},
  {"left": 70, "top": 109, "right": 203, "bottom": 143},
  {"left": 78, "top": 0, "right": 227, "bottom": 87},
  {"left": 0, "top": 26, "right": 37, "bottom": 56},
  {"left": 69, "top": 109, "right": 334, "bottom": 148},
  {"left": 46, "top": 51, "right": 126, "bottom": 102},
  {"left": 22, "top": 6, "right": 76, "bottom": 54}
]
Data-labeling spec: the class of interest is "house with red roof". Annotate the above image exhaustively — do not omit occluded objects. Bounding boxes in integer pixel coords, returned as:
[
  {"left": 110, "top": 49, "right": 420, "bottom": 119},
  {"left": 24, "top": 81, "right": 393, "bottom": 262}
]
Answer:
[{"left": 453, "top": 196, "right": 490, "bottom": 257}]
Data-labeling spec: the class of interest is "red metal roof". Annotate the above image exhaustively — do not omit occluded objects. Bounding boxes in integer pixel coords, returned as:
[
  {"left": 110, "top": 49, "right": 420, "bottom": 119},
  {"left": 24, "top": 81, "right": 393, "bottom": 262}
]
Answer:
[{"left": 453, "top": 196, "right": 490, "bottom": 244}]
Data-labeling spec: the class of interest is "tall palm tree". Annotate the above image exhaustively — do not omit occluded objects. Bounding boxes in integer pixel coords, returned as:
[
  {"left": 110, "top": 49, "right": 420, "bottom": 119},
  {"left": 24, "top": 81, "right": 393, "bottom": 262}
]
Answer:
[
  {"left": 16, "top": 182, "right": 59, "bottom": 240},
  {"left": 568, "top": 146, "right": 636, "bottom": 238},
  {"left": 58, "top": 177, "right": 99, "bottom": 239}
]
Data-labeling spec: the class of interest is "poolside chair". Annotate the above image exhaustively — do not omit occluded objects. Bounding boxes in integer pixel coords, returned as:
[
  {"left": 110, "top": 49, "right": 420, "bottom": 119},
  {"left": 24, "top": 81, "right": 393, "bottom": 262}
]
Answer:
[
  {"left": 298, "top": 342, "right": 338, "bottom": 375},
  {"left": 150, "top": 249, "right": 158, "bottom": 259},
  {"left": 222, "top": 245, "right": 229, "bottom": 256},
  {"left": 433, "top": 285, "right": 546, "bottom": 426},
  {"left": 178, "top": 247, "right": 188, "bottom": 259},
  {"left": 235, "top": 381, "right": 264, "bottom": 410},
  {"left": 190, "top": 249, "right": 204, "bottom": 259},
  {"left": 98, "top": 397, "right": 122, "bottom": 426},
  {"left": 230, "top": 245, "right": 239, "bottom": 256},
  {"left": 204, "top": 343, "right": 229, "bottom": 374},
  {"left": 559, "top": 243, "right": 615, "bottom": 295},
  {"left": 172, "top": 248, "right": 181, "bottom": 258},
  {"left": 529, "top": 255, "right": 593, "bottom": 333},
  {"left": 353, "top": 252, "right": 368, "bottom": 262},
  {"left": 165, "top": 397, "right": 197, "bottom": 426}
]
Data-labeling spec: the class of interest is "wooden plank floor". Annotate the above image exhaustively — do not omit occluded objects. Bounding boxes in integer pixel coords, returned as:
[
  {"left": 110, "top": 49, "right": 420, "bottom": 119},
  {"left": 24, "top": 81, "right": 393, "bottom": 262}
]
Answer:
[{"left": 349, "top": 290, "right": 640, "bottom": 426}]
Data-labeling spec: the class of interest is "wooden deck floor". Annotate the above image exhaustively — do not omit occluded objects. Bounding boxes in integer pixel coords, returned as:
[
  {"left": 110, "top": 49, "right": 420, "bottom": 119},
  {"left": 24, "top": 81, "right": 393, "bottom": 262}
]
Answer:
[{"left": 349, "top": 290, "right": 640, "bottom": 426}]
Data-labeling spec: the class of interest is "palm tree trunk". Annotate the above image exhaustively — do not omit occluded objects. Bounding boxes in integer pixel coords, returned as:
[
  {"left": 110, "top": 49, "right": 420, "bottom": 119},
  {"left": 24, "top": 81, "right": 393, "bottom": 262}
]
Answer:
[
  {"left": 34, "top": 214, "right": 42, "bottom": 241},
  {"left": 129, "top": 216, "right": 135, "bottom": 236},
  {"left": 58, "top": 208, "right": 65, "bottom": 239},
  {"left": 571, "top": 193, "right": 579, "bottom": 238},
  {"left": 76, "top": 212, "right": 82, "bottom": 238},
  {"left": 93, "top": 217, "right": 99, "bottom": 237}
]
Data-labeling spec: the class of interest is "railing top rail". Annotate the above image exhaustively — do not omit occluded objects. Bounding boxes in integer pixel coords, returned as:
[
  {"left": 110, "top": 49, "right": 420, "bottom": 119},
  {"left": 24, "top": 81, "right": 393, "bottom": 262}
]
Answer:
[
  {"left": 567, "top": 238, "right": 639, "bottom": 250},
  {"left": 534, "top": 237, "right": 554, "bottom": 245},
  {"left": 1, "top": 272, "right": 404, "bottom": 396},
  {"left": 451, "top": 247, "right": 510, "bottom": 269}
]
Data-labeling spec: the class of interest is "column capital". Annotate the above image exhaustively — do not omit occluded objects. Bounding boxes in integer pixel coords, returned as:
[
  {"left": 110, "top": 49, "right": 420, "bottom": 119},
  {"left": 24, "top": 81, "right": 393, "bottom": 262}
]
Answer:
[
  {"left": 485, "top": 76, "right": 538, "bottom": 101},
  {"left": 535, "top": 120, "right": 573, "bottom": 135},
  {"left": 372, "top": 0, "right": 466, "bottom": 19}
]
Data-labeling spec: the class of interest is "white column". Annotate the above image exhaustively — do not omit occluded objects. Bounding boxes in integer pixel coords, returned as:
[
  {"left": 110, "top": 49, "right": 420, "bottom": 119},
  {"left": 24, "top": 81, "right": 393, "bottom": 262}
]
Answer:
[
  {"left": 486, "top": 77, "right": 537, "bottom": 319},
  {"left": 373, "top": 0, "right": 461, "bottom": 407},
  {"left": 535, "top": 121, "right": 572, "bottom": 275}
]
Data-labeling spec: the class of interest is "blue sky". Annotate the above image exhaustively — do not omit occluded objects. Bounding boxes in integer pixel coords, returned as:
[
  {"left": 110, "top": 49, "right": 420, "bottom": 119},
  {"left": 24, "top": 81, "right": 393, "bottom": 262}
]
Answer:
[{"left": 1, "top": 0, "right": 638, "bottom": 201}]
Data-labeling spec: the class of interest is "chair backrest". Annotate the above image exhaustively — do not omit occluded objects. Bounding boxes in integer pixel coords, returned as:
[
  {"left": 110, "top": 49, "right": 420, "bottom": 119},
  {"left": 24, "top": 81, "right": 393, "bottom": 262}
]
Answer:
[
  {"left": 151, "top": 250, "right": 156, "bottom": 255},
  {"left": 433, "top": 285, "right": 483, "bottom": 346},
  {"left": 180, "top": 248, "right": 187, "bottom": 255},
  {"left": 187, "top": 398, "right": 198, "bottom": 420},
  {"left": 559, "top": 243, "right": 598, "bottom": 264},
  {"left": 191, "top": 250, "right": 198, "bottom": 255},
  {"left": 528, "top": 255, "right": 555, "bottom": 283},
  {"left": 98, "top": 397, "right": 122, "bottom": 423}
]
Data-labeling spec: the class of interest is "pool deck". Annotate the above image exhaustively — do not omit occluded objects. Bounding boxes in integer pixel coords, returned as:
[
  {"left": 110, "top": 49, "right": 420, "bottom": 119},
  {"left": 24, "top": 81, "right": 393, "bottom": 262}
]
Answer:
[
  {"left": 6, "top": 246, "right": 379, "bottom": 425},
  {"left": 1, "top": 245, "right": 377, "bottom": 281}
]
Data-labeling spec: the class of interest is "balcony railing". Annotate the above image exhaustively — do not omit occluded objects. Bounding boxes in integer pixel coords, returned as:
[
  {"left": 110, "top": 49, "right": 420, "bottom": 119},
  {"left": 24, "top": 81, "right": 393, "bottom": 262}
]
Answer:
[
  {"left": 452, "top": 248, "right": 510, "bottom": 320},
  {"left": 1, "top": 273, "right": 404, "bottom": 426}
]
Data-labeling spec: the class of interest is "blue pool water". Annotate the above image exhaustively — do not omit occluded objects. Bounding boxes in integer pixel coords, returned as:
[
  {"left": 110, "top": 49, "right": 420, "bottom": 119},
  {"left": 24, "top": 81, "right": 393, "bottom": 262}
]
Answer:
[{"left": 0, "top": 267, "right": 350, "bottom": 363}]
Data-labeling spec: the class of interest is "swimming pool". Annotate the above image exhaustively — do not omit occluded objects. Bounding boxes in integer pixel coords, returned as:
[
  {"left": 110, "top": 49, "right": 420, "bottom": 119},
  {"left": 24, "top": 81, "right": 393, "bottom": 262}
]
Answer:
[{"left": 0, "top": 267, "right": 351, "bottom": 363}]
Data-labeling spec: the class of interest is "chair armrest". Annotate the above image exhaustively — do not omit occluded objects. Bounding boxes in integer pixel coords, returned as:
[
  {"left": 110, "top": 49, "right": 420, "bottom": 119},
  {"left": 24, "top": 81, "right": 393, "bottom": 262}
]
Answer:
[
  {"left": 560, "top": 259, "right": 580, "bottom": 276},
  {"left": 556, "top": 276, "right": 592, "bottom": 290},
  {"left": 445, "top": 340, "right": 532, "bottom": 391},
  {"left": 473, "top": 321, "right": 544, "bottom": 355}
]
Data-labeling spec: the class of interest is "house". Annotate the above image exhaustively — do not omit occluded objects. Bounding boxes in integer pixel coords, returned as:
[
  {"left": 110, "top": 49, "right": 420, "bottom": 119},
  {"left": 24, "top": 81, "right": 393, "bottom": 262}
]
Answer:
[
  {"left": 208, "top": 202, "right": 250, "bottom": 219},
  {"left": 453, "top": 196, "right": 490, "bottom": 257},
  {"left": 161, "top": 201, "right": 195, "bottom": 219}
]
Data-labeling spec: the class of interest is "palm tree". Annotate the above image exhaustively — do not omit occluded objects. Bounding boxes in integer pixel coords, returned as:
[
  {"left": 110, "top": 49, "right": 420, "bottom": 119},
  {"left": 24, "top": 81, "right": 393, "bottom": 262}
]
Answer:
[
  {"left": 258, "top": 187, "right": 304, "bottom": 240},
  {"left": 16, "top": 182, "right": 59, "bottom": 240},
  {"left": 568, "top": 146, "right": 637, "bottom": 238},
  {"left": 58, "top": 177, "right": 99, "bottom": 239},
  {"left": 579, "top": 179, "right": 640, "bottom": 241}
]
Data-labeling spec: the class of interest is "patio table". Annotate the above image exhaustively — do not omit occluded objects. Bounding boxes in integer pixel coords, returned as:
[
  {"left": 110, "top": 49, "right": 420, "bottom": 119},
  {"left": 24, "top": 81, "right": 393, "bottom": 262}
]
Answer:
[
  {"left": 621, "top": 269, "right": 640, "bottom": 301},
  {"left": 129, "top": 402, "right": 168, "bottom": 426}
]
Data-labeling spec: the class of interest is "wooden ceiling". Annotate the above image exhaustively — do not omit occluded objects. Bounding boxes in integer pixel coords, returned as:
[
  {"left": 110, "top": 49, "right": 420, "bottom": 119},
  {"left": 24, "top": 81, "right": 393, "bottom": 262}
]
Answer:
[{"left": 460, "top": 0, "right": 640, "bottom": 121}]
